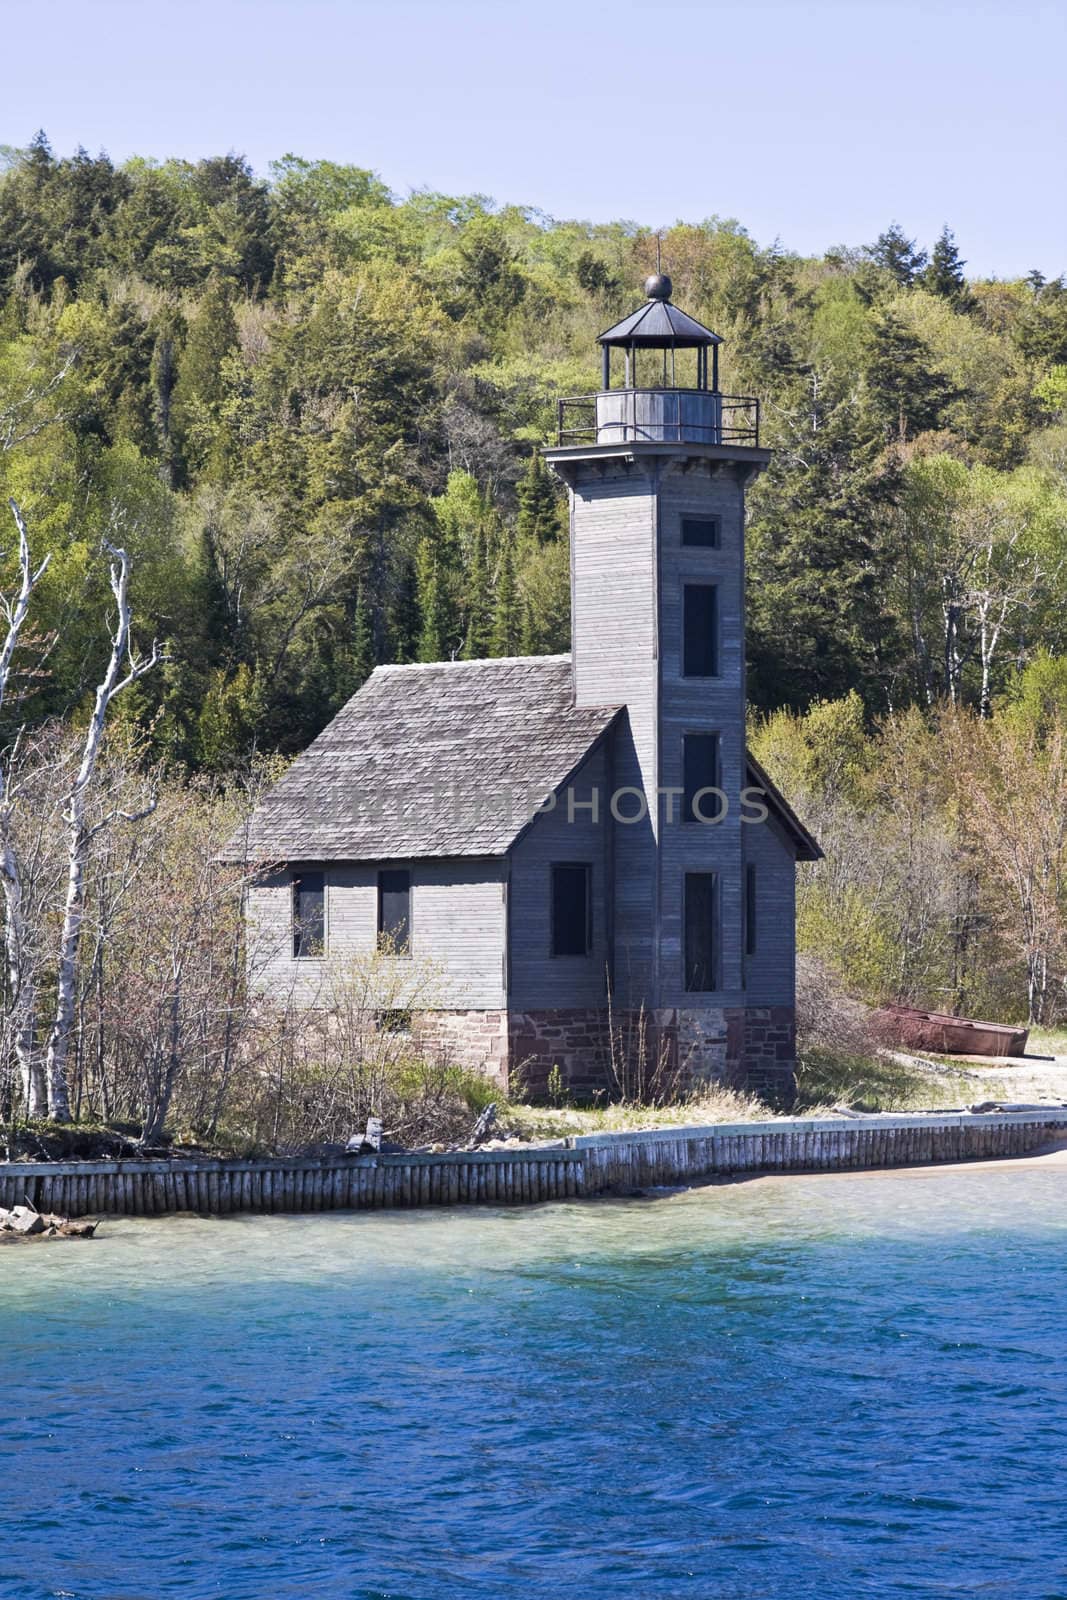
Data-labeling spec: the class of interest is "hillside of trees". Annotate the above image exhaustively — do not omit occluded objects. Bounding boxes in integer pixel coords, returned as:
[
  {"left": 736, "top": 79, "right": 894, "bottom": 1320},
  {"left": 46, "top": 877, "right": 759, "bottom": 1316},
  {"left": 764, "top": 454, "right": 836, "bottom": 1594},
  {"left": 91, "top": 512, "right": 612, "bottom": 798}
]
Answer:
[{"left": 3, "top": 132, "right": 1067, "bottom": 1126}]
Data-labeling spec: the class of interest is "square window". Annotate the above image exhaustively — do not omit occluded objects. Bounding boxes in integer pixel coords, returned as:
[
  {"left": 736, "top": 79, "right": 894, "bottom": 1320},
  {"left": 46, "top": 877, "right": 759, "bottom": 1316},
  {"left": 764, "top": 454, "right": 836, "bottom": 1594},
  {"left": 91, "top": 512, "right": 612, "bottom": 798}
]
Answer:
[
  {"left": 293, "top": 870, "right": 325, "bottom": 958},
  {"left": 681, "top": 515, "right": 720, "bottom": 548},
  {"left": 377, "top": 869, "right": 411, "bottom": 955},
  {"left": 551, "top": 863, "right": 592, "bottom": 957},
  {"left": 683, "top": 584, "right": 719, "bottom": 677}
]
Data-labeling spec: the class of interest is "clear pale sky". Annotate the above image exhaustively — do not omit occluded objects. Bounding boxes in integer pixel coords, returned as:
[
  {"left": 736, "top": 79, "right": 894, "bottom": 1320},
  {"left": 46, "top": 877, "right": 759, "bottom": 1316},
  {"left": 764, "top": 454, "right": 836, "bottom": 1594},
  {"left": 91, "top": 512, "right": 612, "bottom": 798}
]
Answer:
[{"left": 3, "top": 0, "right": 1064, "bottom": 279}]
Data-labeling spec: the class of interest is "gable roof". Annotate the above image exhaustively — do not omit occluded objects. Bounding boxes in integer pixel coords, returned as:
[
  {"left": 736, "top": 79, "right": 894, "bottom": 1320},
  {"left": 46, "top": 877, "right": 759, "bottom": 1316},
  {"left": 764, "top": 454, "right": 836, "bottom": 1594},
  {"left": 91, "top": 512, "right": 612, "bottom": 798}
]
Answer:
[
  {"left": 225, "top": 653, "right": 822, "bottom": 866},
  {"left": 227, "top": 656, "right": 620, "bottom": 863},
  {"left": 746, "top": 753, "right": 823, "bottom": 862}
]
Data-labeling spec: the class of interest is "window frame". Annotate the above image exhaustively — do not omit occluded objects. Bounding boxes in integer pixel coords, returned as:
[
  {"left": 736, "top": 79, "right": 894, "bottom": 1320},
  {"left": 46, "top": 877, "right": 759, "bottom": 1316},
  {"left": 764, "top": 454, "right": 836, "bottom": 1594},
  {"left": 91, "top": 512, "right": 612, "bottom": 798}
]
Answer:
[
  {"left": 550, "top": 861, "right": 593, "bottom": 959},
  {"left": 682, "top": 582, "right": 720, "bottom": 678},
  {"left": 681, "top": 514, "right": 721, "bottom": 550},
  {"left": 684, "top": 870, "right": 720, "bottom": 993},
  {"left": 377, "top": 867, "right": 413, "bottom": 957},
  {"left": 682, "top": 731, "right": 723, "bottom": 825},
  {"left": 292, "top": 869, "right": 326, "bottom": 960}
]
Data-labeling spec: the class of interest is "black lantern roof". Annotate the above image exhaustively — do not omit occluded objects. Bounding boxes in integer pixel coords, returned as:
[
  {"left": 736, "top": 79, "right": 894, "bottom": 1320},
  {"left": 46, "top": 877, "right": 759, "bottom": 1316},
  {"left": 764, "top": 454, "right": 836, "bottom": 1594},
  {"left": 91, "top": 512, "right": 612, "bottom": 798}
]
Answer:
[{"left": 597, "top": 274, "right": 722, "bottom": 349}]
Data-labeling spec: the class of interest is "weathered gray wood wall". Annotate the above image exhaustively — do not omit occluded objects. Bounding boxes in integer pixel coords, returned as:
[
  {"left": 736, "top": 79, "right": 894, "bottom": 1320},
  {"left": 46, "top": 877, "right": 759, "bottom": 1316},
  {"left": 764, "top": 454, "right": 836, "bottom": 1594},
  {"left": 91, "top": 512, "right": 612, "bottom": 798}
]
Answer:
[
  {"left": 508, "top": 741, "right": 611, "bottom": 1008},
  {"left": 4, "top": 1111, "right": 1065, "bottom": 1218},
  {"left": 246, "top": 857, "right": 508, "bottom": 1009}
]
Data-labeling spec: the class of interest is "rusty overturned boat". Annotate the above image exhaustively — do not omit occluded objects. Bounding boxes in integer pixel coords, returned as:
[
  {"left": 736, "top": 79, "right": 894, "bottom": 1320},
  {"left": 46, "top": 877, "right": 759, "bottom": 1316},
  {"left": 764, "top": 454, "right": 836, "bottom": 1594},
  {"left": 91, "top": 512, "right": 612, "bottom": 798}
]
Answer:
[{"left": 872, "top": 1004, "right": 1029, "bottom": 1059}]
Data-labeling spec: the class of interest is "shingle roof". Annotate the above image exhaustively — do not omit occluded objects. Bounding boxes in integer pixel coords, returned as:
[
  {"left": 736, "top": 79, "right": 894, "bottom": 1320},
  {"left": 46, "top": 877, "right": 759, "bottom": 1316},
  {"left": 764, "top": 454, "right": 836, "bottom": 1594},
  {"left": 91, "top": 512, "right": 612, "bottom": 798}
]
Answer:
[{"left": 226, "top": 655, "right": 621, "bottom": 863}]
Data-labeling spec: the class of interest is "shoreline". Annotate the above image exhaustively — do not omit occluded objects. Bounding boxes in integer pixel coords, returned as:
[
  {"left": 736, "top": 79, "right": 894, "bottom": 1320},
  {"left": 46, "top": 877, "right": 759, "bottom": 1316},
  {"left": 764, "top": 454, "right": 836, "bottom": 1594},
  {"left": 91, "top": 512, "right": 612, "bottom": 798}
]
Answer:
[{"left": 4, "top": 1108, "right": 1067, "bottom": 1218}]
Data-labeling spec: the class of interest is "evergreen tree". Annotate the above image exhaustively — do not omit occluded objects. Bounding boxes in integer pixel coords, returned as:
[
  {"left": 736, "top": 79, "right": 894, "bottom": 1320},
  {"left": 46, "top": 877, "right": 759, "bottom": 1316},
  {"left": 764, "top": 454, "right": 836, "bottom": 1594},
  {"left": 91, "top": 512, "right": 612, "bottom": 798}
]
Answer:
[
  {"left": 924, "top": 225, "right": 973, "bottom": 309},
  {"left": 462, "top": 525, "right": 493, "bottom": 658},
  {"left": 170, "top": 278, "right": 238, "bottom": 482},
  {"left": 747, "top": 384, "right": 906, "bottom": 713},
  {"left": 870, "top": 222, "right": 927, "bottom": 287},
  {"left": 866, "top": 311, "right": 959, "bottom": 440},
  {"left": 516, "top": 451, "right": 562, "bottom": 544},
  {"left": 490, "top": 535, "right": 520, "bottom": 656},
  {"left": 416, "top": 539, "right": 449, "bottom": 662}
]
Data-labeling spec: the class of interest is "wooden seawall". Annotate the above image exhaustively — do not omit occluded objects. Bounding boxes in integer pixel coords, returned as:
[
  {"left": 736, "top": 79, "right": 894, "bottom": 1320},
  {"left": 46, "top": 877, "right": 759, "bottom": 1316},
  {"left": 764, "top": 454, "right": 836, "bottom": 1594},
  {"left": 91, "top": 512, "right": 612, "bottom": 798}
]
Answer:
[{"left": 3, "top": 1110, "right": 1067, "bottom": 1218}]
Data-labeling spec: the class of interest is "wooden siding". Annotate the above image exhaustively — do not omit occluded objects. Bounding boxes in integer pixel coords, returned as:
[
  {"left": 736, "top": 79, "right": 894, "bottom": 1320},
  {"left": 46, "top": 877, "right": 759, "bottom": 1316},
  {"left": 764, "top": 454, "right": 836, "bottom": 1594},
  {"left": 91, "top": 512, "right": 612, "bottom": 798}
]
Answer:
[
  {"left": 567, "top": 453, "right": 764, "bottom": 1011},
  {"left": 570, "top": 463, "right": 659, "bottom": 1000},
  {"left": 742, "top": 813, "right": 797, "bottom": 1006},
  {"left": 657, "top": 463, "right": 748, "bottom": 1006},
  {"left": 247, "top": 858, "right": 507, "bottom": 1010},
  {"left": 508, "top": 743, "right": 611, "bottom": 1009}
]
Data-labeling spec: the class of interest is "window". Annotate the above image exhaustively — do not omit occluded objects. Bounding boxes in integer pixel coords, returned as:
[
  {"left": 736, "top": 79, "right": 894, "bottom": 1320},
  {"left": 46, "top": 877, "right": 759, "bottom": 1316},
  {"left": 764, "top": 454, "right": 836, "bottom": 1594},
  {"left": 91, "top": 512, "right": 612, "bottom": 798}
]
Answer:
[
  {"left": 745, "top": 864, "right": 758, "bottom": 957},
  {"left": 683, "top": 733, "right": 722, "bottom": 824},
  {"left": 292, "top": 870, "right": 325, "bottom": 958},
  {"left": 551, "top": 863, "right": 592, "bottom": 957},
  {"left": 684, "top": 872, "right": 719, "bottom": 992},
  {"left": 376, "top": 1008, "right": 412, "bottom": 1034},
  {"left": 683, "top": 584, "right": 719, "bottom": 677},
  {"left": 377, "top": 869, "right": 411, "bottom": 955},
  {"left": 682, "top": 515, "right": 720, "bottom": 549}
]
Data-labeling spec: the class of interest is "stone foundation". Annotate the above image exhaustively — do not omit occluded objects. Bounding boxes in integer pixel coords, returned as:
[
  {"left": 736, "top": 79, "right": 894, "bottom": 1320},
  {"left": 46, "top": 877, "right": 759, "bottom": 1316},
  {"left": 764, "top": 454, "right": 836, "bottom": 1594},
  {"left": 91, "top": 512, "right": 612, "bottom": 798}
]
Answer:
[
  {"left": 406, "top": 1004, "right": 796, "bottom": 1104},
  {"left": 411, "top": 1009, "right": 510, "bottom": 1087},
  {"left": 506, "top": 1004, "right": 797, "bottom": 1106}
]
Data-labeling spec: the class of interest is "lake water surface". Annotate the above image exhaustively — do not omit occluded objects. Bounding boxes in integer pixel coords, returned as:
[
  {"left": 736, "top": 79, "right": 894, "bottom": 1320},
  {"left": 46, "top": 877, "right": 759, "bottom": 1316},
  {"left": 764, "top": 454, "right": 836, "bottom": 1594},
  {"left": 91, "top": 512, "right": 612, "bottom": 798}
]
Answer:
[{"left": 3, "top": 1159, "right": 1067, "bottom": 1600}]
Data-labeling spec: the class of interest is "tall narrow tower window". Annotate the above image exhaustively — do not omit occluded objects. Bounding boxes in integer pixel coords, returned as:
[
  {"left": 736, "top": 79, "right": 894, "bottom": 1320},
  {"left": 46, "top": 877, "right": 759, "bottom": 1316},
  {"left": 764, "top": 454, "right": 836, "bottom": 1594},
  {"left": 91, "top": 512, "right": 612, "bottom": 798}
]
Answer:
[
  {"left": 683, "top": 584, "right": 719, "bottom": 677},
  {"left": 683, "top": 733, "right": 722, "bottom": 823},
  {"left": 684, "top": 872, "right": 720, "bottom": 991},
  {"left": 745, "top": 863, "right": 758, "bottom": 957}
]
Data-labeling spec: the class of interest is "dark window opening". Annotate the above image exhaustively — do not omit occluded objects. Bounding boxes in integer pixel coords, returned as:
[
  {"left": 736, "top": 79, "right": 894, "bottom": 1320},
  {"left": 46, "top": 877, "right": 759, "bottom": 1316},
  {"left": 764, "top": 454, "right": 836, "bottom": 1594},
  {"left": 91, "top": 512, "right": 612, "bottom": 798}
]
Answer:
[
  {"left": 376, "top": 1008, "right": 412, "bottom": 1034},
  {"left": 683, "top": 584, "right": 719, "bottom": 677},
  {"left": 293, "top": 870, "right": 325, "bottom": 958},
  {"left": 745, "top": 864, "right": 758, "bottom": 957},
  {"left": 682, "top": 515, "right": 720, "bottom": 549},
  {"left": 685, "top": 872, "right": 719, "bottom": 992},
  {"left": 377, "top": 869, "right": 411, "bottom": 956},
  {"left": 551, "top": 864, "right": 592, "bottom": 957},
  {"left": 683, "top": 733, "right": 722, "bottom": 824}
]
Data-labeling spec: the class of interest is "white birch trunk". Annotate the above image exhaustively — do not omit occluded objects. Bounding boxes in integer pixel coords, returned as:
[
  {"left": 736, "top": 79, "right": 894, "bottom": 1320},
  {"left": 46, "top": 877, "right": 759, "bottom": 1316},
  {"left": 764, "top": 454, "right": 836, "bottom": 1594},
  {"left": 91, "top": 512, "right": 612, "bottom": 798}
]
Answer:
[
  {"left": 43, "top": 544, "right": 161, "bottom": 1121},
  {"left": 0, "top": 501, "right": 50, "bottom": 1115}
]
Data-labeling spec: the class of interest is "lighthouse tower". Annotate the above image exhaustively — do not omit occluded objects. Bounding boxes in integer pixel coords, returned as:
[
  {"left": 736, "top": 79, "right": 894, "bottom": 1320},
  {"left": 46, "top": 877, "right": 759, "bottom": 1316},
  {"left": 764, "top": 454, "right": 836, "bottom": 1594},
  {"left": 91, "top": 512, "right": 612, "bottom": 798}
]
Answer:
[{"left": 545, "top": 275, "right": 813, "bottom": 1096}]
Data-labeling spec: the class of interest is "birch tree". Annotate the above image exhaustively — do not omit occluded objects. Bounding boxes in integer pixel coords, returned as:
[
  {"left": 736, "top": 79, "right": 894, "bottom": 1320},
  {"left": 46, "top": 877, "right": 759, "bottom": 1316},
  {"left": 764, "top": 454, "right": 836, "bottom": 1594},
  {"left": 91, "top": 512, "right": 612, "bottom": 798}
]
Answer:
[
  {"left": 43, "top": 542, "right": 162, "bottom": 1121},
  {"left": 0, "top": 500, "right": 50, "bottom": 1114}
]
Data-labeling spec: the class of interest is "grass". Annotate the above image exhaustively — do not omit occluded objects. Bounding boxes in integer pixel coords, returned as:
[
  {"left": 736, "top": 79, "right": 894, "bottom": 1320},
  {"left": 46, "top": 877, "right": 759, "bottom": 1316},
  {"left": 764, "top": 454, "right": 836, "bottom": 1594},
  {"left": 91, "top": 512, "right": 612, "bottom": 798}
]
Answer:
[
  {"left": 794, "top": 1045, "right": 1001, "bottom": 1114},
  {"left": 1024, "top": 1026, "right": 1067, "bottom": 1059},
  {"left": 500, "top": 1085, "right": 773, "bottom": 1141}
]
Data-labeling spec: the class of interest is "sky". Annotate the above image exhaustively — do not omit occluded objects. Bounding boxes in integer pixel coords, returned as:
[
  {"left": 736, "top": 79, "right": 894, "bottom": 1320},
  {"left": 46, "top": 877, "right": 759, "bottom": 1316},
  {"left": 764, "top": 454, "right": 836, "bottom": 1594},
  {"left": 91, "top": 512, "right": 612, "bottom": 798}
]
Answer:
[{"left": 2, "top": 0, "right": 1064, "bottom": 279}]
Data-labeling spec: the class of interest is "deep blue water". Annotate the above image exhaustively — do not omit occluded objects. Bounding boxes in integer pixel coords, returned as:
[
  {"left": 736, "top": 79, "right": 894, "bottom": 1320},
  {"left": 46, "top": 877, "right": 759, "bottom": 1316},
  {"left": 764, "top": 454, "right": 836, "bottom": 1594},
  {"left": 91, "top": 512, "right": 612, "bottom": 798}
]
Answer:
[{"left": 3, "top": 1161, "right": 1067, "bottom": 1599}]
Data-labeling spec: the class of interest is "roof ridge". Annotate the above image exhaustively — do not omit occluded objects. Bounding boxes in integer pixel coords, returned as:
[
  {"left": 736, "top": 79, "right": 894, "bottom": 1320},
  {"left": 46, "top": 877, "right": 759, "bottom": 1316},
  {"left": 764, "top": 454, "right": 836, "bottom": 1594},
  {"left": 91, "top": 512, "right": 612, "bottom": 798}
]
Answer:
[{"left": 373, "top": 653, "right": 572, "bottom": 673}]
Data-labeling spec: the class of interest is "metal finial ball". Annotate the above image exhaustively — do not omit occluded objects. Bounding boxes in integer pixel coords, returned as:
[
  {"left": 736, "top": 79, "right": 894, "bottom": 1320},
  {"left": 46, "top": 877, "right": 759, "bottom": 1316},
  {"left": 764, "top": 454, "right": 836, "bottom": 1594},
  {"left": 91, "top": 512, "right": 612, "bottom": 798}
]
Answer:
[{"left": 644, "top": 273, "right": 672, "bottom": 301}]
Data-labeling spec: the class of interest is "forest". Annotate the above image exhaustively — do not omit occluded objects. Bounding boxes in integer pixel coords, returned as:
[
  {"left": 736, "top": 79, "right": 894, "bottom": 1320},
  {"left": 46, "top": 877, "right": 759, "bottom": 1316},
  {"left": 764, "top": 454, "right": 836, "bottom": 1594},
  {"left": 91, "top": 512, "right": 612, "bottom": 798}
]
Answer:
[{"left": 2, "top": 132, "right": 1067, "bottom": 1131}]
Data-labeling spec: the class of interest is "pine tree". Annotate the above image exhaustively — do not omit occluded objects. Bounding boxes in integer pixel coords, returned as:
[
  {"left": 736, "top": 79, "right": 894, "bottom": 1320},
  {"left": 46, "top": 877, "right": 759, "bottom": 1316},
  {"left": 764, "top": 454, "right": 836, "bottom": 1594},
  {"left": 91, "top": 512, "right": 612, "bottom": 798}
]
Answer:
[
  {"left": 490, "top": 535, "right": 519, "bottom": 657},
  {"left": 170, "top": 277, "right": 238, "bottom": 483},
  {"left": 416, "top": 539, "right": 448, "bottom": 662},
  {"left": 870, "top": 222, "right": 927, "bottom": 287},
  {"left": 924, "top": 226, "right": 973, "bottom": 309},
  {"left": 867, "top": 311, "right": 959, "bottom": 440},
  {"left": 516, "top": 451, "right": 563, "bottom": 544},
  {"left": 462, "top": 524, "right": 493, "bottom": 658}
]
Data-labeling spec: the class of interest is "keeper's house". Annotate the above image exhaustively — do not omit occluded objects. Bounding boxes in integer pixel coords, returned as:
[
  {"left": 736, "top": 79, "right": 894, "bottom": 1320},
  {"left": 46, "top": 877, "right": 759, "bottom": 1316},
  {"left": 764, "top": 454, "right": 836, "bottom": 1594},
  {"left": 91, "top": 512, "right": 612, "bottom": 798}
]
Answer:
[{"left": 230, "top": 277, "right": 819, "bottom": 1102}]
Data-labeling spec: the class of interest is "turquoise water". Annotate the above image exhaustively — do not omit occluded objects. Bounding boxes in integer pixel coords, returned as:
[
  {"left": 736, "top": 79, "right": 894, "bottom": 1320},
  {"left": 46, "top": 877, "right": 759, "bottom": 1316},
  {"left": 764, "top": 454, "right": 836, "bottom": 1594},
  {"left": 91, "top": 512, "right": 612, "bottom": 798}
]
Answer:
[{"left": 3, "top": 1162, "right": 1067, "bottom": 1599}]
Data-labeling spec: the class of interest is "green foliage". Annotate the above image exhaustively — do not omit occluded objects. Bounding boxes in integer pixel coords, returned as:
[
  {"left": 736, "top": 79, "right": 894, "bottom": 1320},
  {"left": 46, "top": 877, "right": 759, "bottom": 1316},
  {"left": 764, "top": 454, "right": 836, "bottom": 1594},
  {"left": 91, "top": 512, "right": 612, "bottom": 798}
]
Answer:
[{"left": 1, "top": 139, "right": 1066, "bottom": 774}]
